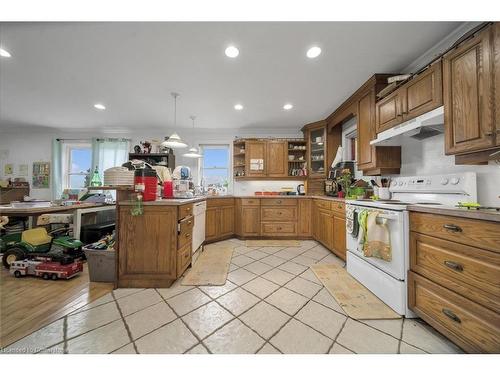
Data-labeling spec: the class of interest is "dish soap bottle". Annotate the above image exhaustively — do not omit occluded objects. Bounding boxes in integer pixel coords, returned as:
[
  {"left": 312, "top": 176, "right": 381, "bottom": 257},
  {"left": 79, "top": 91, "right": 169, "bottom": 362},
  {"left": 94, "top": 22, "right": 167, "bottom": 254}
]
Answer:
[{"left": 90, "top": 166, "right": 102, "bottom": 187}]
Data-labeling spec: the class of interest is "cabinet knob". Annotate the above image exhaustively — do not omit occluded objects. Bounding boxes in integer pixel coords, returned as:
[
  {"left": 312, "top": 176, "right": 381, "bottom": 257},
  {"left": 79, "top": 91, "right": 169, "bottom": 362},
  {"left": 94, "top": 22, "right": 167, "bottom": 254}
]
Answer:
[
  {"left": 444, "top": 260, "right": 464, "bottom": 272},
  {"left": 185, "top": 233, "right": 191, "bottom": 238},
  {"left": 442, "top": 308, "right": 461, "bottom": 324},
  {"left": 485, "top": 131, "right": 493, "bottom": 137},
  {"left": 443, "top": 224, "right": 462, "bottom": 233}
]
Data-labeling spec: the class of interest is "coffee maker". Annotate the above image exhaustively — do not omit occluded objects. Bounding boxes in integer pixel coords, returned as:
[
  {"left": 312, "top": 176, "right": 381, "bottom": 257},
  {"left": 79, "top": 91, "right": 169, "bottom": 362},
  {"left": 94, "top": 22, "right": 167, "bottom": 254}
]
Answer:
[{"left": 324, "top": 161, "right": 355, "bottom": 196}]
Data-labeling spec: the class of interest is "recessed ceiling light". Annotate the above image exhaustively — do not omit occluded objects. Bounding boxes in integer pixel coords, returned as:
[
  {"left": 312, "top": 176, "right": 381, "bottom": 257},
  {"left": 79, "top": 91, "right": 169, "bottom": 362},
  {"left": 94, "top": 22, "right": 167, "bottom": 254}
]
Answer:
[
  {"left": 283, "top": 103, "right": 293, "bottom": 110},
  {"left": 234, "top": 104, "right": 243, "bottom": 111},
  {"left": 0, "top": 47, "right": 12, "bottom": 58},
  {"left": 225, "top": 45, "right": 239, "bottom": 58},
  {"left": 306, "top": 46, "right": 322, "bottom": 59},
  {"left": 94, "top": 103, "right": 106, "bottom": 110}
]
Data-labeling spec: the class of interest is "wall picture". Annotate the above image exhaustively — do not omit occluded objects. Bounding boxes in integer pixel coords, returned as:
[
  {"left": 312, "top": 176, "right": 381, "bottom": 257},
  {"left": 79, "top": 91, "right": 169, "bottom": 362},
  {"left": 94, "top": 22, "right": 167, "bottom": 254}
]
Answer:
[
  {"left": 32, "top": 161, "right": 50, "bottom": 189},
  {"left": 4, "top": 164, "right": 13, "bottom": 175},
  {"left": 18, "top": 164, "right": 29, "bottom": 176}
]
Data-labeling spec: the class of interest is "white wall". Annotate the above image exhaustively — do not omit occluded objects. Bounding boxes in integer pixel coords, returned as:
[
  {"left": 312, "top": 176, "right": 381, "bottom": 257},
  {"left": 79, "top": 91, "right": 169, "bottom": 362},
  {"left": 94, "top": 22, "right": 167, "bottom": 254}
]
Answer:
[
  {"left": 397, "top": 134, "right": 500, "bottom": 207},
  {"left": 0, "top": 127, "right": 303, "bottom": 200}
]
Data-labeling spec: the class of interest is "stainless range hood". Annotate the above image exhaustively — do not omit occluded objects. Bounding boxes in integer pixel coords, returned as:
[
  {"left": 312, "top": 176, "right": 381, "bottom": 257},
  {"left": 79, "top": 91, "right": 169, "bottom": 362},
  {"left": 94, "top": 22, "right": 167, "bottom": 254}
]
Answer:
[{"left": 370, "top": 106, "right": 444, "bottom": 146}]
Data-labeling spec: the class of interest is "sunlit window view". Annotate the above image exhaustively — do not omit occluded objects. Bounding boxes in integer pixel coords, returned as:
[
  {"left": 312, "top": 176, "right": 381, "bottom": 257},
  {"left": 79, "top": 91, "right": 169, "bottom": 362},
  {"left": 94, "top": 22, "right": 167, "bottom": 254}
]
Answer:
[{"left": 200, "top": 145, "right": 230, "bottom": 194}]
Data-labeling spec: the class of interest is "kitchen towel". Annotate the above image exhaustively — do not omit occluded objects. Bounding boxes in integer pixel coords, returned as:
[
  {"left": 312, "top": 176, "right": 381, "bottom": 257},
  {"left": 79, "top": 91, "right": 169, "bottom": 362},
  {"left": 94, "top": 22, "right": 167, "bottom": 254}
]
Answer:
[
  {"left": 357, "top": 209, "right": 369, "bottom": 249},
  {"left": 363, "top": 211, "right": 392, "bottom": 261},
  {"left": 345, "top": 204, "right": 359, "bottom": 237}
]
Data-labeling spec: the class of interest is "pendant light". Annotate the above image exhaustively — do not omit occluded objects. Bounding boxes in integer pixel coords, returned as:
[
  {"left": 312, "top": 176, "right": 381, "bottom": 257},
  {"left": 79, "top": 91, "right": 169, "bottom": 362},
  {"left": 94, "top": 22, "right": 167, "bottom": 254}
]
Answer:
[
  {"left": 183, "top": 115, "right": 203, "bottom": 158},
  {"left": 161, "top": 92, "right": 187, "bottom": 149}
]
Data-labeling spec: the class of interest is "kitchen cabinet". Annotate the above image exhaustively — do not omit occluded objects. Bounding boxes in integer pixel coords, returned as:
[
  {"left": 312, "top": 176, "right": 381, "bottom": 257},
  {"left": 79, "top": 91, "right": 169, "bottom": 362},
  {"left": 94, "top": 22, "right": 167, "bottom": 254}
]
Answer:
[
  {"left": 318, "top": 208, "right": 334, "bottom": 250},
  {"left": 117, "top": 203, "right": 193, "bottom": 288},
  {"left": 302, "top": 120, "right": 327, "bottom": 178},
  {"left": 234, "top": 139, "right": 307, "bottom": 180},
  {"left": 408, "top": 211, "right": 500, "bottom": 353},
  {"left": 312, "top": 199, "right": 346, "bottom": 260},
  {"left": 260, "top": 198, "right": 298, "bottom": 237},
  {"left": 375, "top": 62, "right": 443, "bottom": 134},
  {"left": 205, "top": 198, "right": 235, "bottom": 243},
  {"left": 241, "top": 206, "right": 260, "bottom": 236},
  {"left": 297, "top": 198, "right": 312, "bottom": 237},
  {"left": 245, "top": 141, "right": 267, "bottom": 177},
  {"left": 266, "top": 140, "right": 287, "bottom": 177},
  {"left": 444, "top": 24, "right": 496, "bottom": 155}
]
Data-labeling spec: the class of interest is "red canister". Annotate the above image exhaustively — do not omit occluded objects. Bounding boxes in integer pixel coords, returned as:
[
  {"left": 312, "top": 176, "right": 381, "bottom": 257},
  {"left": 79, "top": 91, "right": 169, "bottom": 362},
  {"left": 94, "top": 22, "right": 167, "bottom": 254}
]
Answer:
[
  {"left": 163, "top": 180, "right": 173, "bottom": 198},
  {"left": 134, "top": 169, "right": 158, "bottom": 201}
]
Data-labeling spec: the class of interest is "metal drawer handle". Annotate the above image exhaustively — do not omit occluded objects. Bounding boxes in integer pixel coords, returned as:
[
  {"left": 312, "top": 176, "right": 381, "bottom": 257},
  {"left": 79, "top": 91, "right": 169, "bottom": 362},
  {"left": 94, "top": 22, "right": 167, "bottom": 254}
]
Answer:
[
  {"left": 444, "top": 260, "right": 464, "bottom": 272},
  {"left": 443, "top": 224, "right": 462, "bottom": 232},
  {"left": 188, "top": 221, "right": 192, "bottom": 225},
  {"left": 185, "top": 233, "right": 191, "bottom": 238},
  {"left": 442, "top": 308, "right": 461, "bottom": 324}
]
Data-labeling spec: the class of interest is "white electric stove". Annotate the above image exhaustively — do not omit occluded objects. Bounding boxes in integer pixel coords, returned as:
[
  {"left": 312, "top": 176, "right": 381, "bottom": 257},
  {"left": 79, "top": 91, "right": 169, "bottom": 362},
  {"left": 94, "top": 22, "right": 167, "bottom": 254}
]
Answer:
[{"left": 345, "top": 172, "right": 477, "bottom": 317}]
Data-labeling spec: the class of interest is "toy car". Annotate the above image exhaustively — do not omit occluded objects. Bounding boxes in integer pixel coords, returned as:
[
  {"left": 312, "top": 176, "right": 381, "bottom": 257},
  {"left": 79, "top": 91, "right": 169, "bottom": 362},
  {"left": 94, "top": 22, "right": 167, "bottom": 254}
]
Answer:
[
  {"left": 1, "top": 225, "right": 85, "bottom": 269},
  {"left": 9, "top": 259, "right": 83, "bottom": 280}
]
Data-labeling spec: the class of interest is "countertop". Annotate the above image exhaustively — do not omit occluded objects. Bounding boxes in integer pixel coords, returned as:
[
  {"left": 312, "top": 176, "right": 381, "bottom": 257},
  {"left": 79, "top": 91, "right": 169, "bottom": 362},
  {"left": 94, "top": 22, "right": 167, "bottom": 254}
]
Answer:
[
  {"left": 0, "top": 203, "right": 114, "bottom": 215},
  {"left": 408, "top": 205, "right": 500, "bottom": 223},
  {"left": 117, "top": 195, "right": 346, "bottom": 206}
]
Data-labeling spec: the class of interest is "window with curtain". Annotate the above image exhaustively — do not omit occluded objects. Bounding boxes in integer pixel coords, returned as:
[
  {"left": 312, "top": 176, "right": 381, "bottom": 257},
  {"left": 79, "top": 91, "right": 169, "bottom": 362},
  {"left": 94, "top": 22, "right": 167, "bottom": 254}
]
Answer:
[
  {"left": 91, "top": 138, "right": 130, "bottom": 179},
  {"left": 63, "top": 142, "right": 92, "bottom": 189},
  {"left": 199, "top": 144, "right": 230, "bottom": 192}
]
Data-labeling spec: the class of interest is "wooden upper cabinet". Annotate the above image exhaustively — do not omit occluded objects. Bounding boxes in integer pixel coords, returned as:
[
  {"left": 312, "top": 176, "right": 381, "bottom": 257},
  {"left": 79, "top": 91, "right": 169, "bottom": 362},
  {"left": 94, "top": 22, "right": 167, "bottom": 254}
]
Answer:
[
  {"left": 444, "top": 25, "right": 495, "bottom": 155},
  {"left": 375, "top": 62, "right": 443, "bottom": 134},
  {"left": 266, "top": 141, "right": 287, "bottom": 177},
  {"left": 494, "top": 23, "right": 500, "bottom": 145},
  {"left": 376, "top": 89, "right": 404, "bottom": 133},
  {"left": 245, "top": 141, "right": 267, "bottom": 177},
  {"left": 302, "top": 120, "right": 327, "bottom": 178},
  {"left": 404, "top": 61, "right": 443, "bottom": 119},
  {"left": 357, "top": 89, "right": 376, "bottom": 169}
]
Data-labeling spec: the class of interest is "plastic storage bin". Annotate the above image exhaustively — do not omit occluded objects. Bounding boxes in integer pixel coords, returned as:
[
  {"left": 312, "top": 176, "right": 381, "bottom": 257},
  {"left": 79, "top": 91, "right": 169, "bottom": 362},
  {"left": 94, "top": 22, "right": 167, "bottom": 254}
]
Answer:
[{"left": 83, "top": 248, "right": 116, "bottom": 283}]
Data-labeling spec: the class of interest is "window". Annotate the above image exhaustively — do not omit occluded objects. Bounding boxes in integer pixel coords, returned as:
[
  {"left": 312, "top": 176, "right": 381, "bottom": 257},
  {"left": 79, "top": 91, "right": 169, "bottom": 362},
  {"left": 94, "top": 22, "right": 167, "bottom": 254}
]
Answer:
[
  {"left": 200, "top": 145, "right": 230, "bottom": 193},
  {"left": 63, "top": 142, "right": 92, "bottom": 189}
]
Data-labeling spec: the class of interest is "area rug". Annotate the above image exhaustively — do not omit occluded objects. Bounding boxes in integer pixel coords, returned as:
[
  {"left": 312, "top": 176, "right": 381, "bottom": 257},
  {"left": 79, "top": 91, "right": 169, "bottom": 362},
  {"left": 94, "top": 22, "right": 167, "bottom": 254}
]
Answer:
[
  {"left": 310, "top": 263, "right": 401, "bottom": 320},
  {"left": 246, "top": 239, "right": 301, "bottom": 247},
  {"left": 181, "top": 243, "right": 234, "bottom": 286}
]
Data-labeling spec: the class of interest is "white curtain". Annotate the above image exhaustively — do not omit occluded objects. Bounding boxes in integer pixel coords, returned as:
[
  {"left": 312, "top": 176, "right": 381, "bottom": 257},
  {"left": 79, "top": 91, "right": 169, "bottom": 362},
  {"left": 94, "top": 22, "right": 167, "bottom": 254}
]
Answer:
[
  {"left": 51, "top": 138, "right": 63, "bottom": 200},
  {"left": 91, "top": 138, "right": 130, "bottom": 178}
]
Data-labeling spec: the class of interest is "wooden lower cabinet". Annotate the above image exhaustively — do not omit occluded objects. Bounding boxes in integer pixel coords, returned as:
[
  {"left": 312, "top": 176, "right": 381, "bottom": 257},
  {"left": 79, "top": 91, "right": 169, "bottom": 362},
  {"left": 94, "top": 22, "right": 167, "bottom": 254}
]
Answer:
[
  {"left": 409, "top": 211, "right": 500, "bottom": 353},
  {"left": 240, "top": 206, "right": 260, "bottom": 236},
  {"left": 297, "top": 199, "right": 312, "bottom": 237},
  {"left": 332, "top": 215, "right": 346, "bottom": 260},
  {"left": 311, "top": 199, "right": 346, "bottom": 260},
  {"left": 117, "top": 204, "right": 193, "bottom": 288},
  {"left": 205, "top": 199, "right": 235, "bottom": 243}
]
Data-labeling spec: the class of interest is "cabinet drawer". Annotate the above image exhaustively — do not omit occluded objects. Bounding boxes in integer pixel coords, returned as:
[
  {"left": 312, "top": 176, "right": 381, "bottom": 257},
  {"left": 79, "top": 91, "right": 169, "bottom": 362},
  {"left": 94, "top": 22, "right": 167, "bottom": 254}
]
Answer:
[
  {"left": 261, "top": 207, "right": 297, "bottom": 221},
  {"left": 240, "top": 198, "right": 261, "bottom": 206},
  {"left": 261, "top": 222, "right": 297, "bottom": 236},
  {"left": 178, "top": 204, "right": 193, "bottom": 219},
  {"left": 410, "top": 212, "right": 500, "bottom": 253},
  {"left": 207, "top": 198, "right": 234, "bottom": 208},
  {"left": 408, "top": 272, "right": 500, "bottom": 353},
  {"left": 261, "top": 198, "right": 297, "bottom": 206},
  {"left": 314, "top": 199, "right": 331, "bottom": 210},
  {"left": 178, "top": 217, "right": 194, "bottom": 249},
  {"left": 331, "top": 200, "right": 345, "bottom": 216},
  {"left": 177, "top": 243, "right": 191, "bottom": 277},
  {"left": 410, "top": 232, "right": 500, "bottom": 312}
]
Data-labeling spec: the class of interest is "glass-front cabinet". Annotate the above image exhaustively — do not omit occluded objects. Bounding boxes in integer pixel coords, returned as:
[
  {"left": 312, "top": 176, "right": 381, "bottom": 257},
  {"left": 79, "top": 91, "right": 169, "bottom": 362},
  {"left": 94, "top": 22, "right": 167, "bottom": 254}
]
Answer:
[{"left": 303, "top": 121, "right": 327, "bottom": 178}]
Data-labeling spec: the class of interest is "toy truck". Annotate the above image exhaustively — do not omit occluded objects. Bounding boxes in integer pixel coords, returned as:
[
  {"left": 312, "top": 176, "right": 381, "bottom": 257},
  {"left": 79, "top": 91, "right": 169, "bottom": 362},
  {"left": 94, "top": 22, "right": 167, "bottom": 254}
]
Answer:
[{"left": 9, "top": 259, "right": 83, "bottom": 280}]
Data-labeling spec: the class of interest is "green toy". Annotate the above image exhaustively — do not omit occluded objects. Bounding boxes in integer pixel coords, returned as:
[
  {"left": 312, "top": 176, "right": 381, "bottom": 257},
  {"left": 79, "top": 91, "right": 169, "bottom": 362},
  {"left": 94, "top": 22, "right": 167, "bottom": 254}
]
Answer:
[{"left": 1, "top": 222, "right": 84, "bottom": 269}]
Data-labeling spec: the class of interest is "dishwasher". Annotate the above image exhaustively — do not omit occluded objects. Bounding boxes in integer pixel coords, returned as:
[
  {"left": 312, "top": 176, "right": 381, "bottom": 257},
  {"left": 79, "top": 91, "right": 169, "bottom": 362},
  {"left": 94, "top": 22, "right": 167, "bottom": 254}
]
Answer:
[{"left": 192, "top": 200, "right": 206, "bottom": 255}]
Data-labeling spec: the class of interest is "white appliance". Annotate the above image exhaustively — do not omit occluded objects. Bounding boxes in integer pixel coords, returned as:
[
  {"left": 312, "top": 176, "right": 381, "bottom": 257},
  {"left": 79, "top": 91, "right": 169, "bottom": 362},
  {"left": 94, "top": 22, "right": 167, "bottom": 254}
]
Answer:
[
  {"left": 345, "top": 172, "right": 477, "bottom": 317},
  {"left": 192, "top": 200, "right": 206, "bottom": 254},
  {"left": 370, "top": 106, "right": 444, "bottom": 146}
]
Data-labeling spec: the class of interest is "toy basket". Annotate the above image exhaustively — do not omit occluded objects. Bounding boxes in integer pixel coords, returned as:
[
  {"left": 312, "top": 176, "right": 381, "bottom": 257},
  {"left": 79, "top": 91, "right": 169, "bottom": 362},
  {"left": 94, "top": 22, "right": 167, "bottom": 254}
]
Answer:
[{"left": 83, "top": 247, "right": 115, "bottom": 283}]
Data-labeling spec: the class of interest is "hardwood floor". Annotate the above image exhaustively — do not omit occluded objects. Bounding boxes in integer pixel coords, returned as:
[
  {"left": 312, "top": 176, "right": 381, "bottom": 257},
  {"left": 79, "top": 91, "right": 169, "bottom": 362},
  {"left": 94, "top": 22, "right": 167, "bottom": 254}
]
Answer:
[{"left": 0, "top": 263, "right": 113, "bottom": 348}]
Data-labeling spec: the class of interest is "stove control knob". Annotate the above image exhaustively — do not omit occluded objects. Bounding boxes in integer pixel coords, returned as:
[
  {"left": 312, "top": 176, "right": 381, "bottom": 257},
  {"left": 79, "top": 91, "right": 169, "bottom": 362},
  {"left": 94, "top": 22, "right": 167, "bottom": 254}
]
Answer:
[
  {"left": 391, "top": 181, "right": 397, "bottom": 187},
  {"left": 398, "top": 181, "right": 404, "bottom": 186},
  {"left": 450, "top": 177, "right": 460, "bottom": 185},
  {"left": 441, "top": 178, "right": 449, "bottom": 185}
]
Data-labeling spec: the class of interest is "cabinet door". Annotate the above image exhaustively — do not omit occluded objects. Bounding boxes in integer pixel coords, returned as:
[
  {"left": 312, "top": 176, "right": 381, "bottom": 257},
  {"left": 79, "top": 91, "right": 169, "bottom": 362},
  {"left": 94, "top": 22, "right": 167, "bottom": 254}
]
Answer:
[
  {"left": 308, "top": 126, "right": 327, "bottom": 177},
  {"left": 297, "top": 199, "right": 312, "bottom": 236},
  {"left": 332, "top": 215, "right": 346, "bottom": 261},
  {"left": 219, "top": 206, "right": 235, "bottom": 237},
  {"left": 246, "top": 141, "right": 267, "bottom": 177},
  {"left": 205, "top": 207, "right": 219, "bottom": 241},
  {"left": 241, "top": 206, "right": 260, "bottom": 236},
  {"left": 266, "top": 141, "right": 287, "bottom": 177},
  {"left": 375, "top": 89, "right": 404, "bottom": 133},
  {"left": 444, "top": 26, "right": 495, "bottom": 154},
  {"left": 318, "top": 209, "right": 334, "bottom": 250},
  {"left": 404, "top": 61, "right": 443, "bottom": 121},
  {"left": 118, "top": 206, "right": 177, "bottom": 280},
  {"left": 495, "top": 23, "right": 500, "bottom": 144},
  {"left": 357, "top": 89, "right": 376, "bottom": 170}
]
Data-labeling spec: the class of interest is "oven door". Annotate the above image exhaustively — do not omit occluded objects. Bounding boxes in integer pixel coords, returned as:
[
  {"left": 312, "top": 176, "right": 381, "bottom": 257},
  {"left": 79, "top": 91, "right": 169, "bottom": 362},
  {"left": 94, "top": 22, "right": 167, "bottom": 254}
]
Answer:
[{"left": 347, "top": 206, "right": 407, "bottom": 280}]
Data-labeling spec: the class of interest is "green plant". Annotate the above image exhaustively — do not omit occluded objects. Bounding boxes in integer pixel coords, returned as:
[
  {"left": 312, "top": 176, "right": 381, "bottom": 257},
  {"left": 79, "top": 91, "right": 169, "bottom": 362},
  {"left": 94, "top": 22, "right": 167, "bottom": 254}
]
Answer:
[{"left": 336, "top": 169, "right": 352, "bottom": 196}]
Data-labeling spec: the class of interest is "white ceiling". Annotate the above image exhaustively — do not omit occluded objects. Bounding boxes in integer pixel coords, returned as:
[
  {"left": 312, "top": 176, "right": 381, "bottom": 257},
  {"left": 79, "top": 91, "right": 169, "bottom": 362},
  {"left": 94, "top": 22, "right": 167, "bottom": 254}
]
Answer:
[{"left": 0, "top": 22, "right": 462, "bottom": 132}]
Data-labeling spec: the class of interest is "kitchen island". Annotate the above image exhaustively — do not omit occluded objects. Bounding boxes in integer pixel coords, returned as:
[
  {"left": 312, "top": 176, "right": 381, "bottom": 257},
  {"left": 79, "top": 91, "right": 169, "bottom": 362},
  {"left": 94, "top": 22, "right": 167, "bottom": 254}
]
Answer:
[{"left": 116, "top": 195, "right": 346, "bottom": 288}]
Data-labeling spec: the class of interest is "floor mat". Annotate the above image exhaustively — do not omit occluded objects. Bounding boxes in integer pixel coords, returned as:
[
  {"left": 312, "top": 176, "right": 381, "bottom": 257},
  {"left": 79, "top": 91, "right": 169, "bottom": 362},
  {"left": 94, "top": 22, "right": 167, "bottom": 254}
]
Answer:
[
  {"left": 245, "top": 240, "right": 301, "bottom": 247},
  {"left": 181, "top": 242, "right": 234, "bottom": 286},
  {"left": 310, "top": 263, "right": 401, "bottom": 320}
]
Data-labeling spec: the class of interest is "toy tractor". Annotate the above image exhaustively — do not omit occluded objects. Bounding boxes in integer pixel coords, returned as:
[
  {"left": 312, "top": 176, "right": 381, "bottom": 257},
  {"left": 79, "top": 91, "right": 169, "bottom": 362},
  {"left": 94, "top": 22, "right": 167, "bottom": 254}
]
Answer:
[{"left": 1, "top": 215, "right": 85, "bottom": 269}]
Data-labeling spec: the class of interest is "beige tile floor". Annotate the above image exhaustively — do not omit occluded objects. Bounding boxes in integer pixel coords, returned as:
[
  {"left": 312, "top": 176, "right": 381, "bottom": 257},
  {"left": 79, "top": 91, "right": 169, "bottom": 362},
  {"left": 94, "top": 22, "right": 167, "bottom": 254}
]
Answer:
[{"left": 3, "top": 239, "right": 463, "bottom": 354}]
